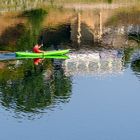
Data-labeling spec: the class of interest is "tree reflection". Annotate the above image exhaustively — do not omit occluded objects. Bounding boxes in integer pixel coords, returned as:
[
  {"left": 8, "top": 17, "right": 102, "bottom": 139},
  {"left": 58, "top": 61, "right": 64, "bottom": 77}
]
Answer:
[
  {"left": 123, "top": 48, "right": 136, "bottom": 68},
  {"left": 0, "top": 59, "right": 72, "bottom": 119},
  {"left": 128, "top": 33, "right": 140, "bottom": 43},
  {"left": 131, "top": 59, "right": 140, "bottom": 80}
]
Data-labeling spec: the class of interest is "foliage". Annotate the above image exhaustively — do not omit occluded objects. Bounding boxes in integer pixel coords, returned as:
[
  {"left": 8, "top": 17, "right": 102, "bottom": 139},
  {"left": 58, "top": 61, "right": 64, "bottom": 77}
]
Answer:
[
  {"left": 0, "top": 59, "right": 72, "bottom": 116},
  {"left": 128, "top": 34, "right": 140, "bottom": 43},
  {"left": 131, "top": 59, "right": 140, "bottom": 73},
  {"left": 0, "top": 24, "right": 26, "bottom": 51},
  {"left": 0, "top": 8, "right": 48, "bottom": 51},
  {"left": 123, "top": 48, "right": 135, "bottom": 68},
  {"left": 106, "top": 7, "right": 140, "bottom": 26}
]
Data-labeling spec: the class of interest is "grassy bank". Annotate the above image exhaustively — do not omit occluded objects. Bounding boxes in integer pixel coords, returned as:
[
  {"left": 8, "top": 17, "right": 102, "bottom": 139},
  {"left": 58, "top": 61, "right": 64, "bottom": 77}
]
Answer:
[
  {"left": 54, "top": 0, "right": 140, "bottom": 4},
  {"left": 0, "top": 0, "right": 140, "bottom": 12}
]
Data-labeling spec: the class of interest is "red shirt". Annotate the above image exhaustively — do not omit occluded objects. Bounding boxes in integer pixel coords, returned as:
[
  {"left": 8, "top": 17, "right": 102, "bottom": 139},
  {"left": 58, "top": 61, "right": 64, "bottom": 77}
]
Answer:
[{"left": 33, "top": 45, "right": 42, "bottom": 53}]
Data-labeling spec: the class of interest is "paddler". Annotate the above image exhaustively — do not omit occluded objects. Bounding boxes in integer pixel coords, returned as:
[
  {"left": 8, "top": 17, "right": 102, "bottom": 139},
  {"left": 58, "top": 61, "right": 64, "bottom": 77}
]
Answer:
[
  {"left": 33, "top": 43, "right": 44, "bottom": 53},
  {"left": 33, "top": 43, "right": 45, "bottom": 65}
]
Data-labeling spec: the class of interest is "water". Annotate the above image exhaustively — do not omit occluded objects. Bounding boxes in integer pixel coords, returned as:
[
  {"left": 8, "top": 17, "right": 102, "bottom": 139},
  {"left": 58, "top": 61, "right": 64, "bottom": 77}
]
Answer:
[
  {"left": 0, "top": 53, "right": 15, "bottom": 60},
  {"left": 1, "top": 58, "right": 140, "bottom": 140},
  {"left": 0, "top": 2, "right": 140, "bottom": 140}
]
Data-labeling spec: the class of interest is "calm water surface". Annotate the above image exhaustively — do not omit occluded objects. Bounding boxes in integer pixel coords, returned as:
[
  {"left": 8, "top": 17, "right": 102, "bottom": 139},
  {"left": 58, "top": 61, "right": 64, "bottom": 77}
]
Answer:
[{"left": 0, "top": 2, "right": 140, "bottom": 140}]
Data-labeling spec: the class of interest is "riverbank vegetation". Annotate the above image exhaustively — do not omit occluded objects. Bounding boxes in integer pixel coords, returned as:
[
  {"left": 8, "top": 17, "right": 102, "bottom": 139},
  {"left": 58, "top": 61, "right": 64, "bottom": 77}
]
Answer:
[
  {"left": 106, "top": 6, "right": 140, "bottom": 26},
  {"left": 0, "top": 0, "right": 139, "bottom": 5},
  {"left": 0, "top": 0, "right": 140, "bottom": 12},
  {"left": 0, "top": 0, "right": 140, "bottom": 52}
]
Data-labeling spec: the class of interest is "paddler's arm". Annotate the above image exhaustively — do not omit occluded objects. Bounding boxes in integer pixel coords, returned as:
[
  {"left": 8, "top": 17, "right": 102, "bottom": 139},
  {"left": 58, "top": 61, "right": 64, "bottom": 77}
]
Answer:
[{"left": 38, "top": 50, "right": 45, "bottom": 53}]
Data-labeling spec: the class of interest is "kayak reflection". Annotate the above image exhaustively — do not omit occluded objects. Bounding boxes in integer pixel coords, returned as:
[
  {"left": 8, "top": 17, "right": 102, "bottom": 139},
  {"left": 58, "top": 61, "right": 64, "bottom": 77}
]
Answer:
[
  {"left": 34, "top": 58, "right": 44, "bottom": 65},
  {"left": 16, "top": 55, "right": 69, "bottom": 65}
]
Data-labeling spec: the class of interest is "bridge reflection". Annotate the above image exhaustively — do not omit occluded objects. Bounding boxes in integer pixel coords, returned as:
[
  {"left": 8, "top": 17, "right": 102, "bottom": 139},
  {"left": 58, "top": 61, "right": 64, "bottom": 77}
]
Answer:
[{"left": 63, "top": 49, "right": 124, "bottom": 76}]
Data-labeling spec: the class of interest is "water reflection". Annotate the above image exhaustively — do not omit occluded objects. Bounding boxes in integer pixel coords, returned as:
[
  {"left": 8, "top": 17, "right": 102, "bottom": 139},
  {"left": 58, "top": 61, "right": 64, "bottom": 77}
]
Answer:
[
  {"left": 0, "top": 4, "right": 140, "bottom": 120},
  {"left": 131, "top": 49, "right": 140, "bottom": 80},
  {"left": 1, "top": 46, "right": 140, "bottom": 119},
  {"left": 0, "top": 59, "right": 72, "bottom": 119},
  {"left": 63, "top": 49, "right": 124, "bottom": 76}
]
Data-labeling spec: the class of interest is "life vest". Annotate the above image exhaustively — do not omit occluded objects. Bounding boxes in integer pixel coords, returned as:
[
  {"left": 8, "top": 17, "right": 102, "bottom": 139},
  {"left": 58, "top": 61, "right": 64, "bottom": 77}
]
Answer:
[{"left": 33, "top": 45, "right": 41, "bottom": 53}]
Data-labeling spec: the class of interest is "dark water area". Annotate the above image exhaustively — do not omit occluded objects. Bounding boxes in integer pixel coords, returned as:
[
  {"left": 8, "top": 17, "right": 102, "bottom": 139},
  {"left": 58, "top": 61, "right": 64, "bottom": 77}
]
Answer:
[{"left": 0, "top": 3, "right": 140, "bottom": 140}]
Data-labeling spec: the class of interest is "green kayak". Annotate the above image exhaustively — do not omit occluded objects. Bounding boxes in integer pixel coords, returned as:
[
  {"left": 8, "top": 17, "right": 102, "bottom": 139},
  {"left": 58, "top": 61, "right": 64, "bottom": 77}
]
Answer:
[{"left": 15, "top": 49, "right": 70, "bottom": 57}]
